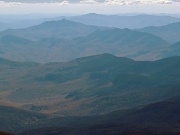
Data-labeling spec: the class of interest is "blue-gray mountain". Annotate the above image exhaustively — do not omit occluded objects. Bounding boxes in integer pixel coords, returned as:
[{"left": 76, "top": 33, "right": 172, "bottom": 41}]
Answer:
[
  {"left": 0, "top": 19, "right": 177, "bottom": 63},
  {"left": 1, "top": 14, "right": 180, "bottom": 31},
  {"left": 68, "top": 13, "right": 180, "bottom": 29},
  {"left": 136, "top": 22, "right": 180, "bottom": 43}
]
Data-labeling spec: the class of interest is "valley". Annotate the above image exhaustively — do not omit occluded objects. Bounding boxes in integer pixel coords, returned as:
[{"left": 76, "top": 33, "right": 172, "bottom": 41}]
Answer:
[{"left": 0, "top": 54, "right": 180, "bottom": 116}]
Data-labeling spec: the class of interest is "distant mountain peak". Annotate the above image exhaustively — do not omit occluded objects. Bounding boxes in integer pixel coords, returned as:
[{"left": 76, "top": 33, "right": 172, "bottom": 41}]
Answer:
[{"left": 40, "top": 19, "right": 82, "bottom": 26}]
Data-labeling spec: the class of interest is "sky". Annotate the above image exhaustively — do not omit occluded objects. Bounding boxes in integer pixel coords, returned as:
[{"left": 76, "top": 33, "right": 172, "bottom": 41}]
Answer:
[{"left": 0, "top": 0, "right": 179, "bottom": 14}]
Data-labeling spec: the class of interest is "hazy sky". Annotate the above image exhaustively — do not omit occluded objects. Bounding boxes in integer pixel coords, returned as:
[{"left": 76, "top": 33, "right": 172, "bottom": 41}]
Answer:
[{"left": 0, "top": 0, "right": 179, "bottom": 14}]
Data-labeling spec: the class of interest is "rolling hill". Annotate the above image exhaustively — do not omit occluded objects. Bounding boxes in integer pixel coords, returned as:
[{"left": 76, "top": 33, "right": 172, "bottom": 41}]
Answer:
[
  {"left": 159, "top": 41, "right": 180, "bottom": 58},
  {"left": 20, "top": 96, "right": 180, "bottom": 135},
  {"left": 1, "top": 94, "right": 180, "bottom": 134},
  {"left": 0, "top": 54, "right": 180, "bottom": 134},
  {"left": 136, "top": 22, "right": 180, "bottom": 43},
  {"left": 73, "top": 28, "right": 169, "bottom": 60},
  {"left": 0, "top": 54, "right": 180, "bottom": 116},
  {"left": 0, "top": 105, "right": 47, "bottom": 134}
]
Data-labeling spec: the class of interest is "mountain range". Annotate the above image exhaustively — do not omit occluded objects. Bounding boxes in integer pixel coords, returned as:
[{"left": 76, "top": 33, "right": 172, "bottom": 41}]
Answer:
[
  {"left": 0, "top": 54, "right": 180, "bottom": 134},
  {"left": 0, "top": 19, "right": 104, "bottom": 41},
  {"left": 0, "top": 54, "right": 180, "bottom": 117},
  {"left": 68, "top": 13, "right": 180, "bottom": 29},
  {"left": 0, "top": 13, "right": 180, "bottom": 31},
  {"left": 0, "top": 13, "right": 180, "bottom": 135},
  {"left": 1, "top": 19, "right": 179, "bottom": 63},
  {"left": 136, "top": 22, "right": 180, "bottom": 43},
  {"left": 1, "top": 14, "right": 180, "bottom": 31}
]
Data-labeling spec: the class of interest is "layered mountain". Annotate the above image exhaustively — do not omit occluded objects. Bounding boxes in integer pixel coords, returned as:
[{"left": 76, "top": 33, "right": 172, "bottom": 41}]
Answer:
[
  {"left": 69, "top": 13, "right": 180, "bottom": 29},
  {"left": 73, "top": 28, "right": 168, "bottom": 60},
  {"left": 0, "top": 14, "right": 179, "bottom": 135},
  {"left": 0, "top": 19, "right": 105, "bottom": 41},
  {"left": 1, "top": 14, "right": 180, "bottom": 31},
  {"left": 0, "top": 16, "right": 66, "bottom": 32},
  {"left": 1, "top": 54, "right": 180, "bottom": 117},
  {"left": 137, "top": 22, "right": 180, "bottom": 43},
  {"left": 0, "top": 20, "right": 169, "bottom": 62},
  {"left": 158, "top": 41, "right": 180, "bottom": 58}
]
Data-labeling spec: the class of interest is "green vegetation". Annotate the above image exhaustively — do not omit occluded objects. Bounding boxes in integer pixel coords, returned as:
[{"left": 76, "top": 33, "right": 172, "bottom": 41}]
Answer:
[
  {"left": 0, "top": 105, "right": 47, "bottom": 134},
  {"left": 2, "top": 95, "right": 180, "bottom": 135},
  {"left": 0, "top": 54, "right": 180, "bottom": 116}
]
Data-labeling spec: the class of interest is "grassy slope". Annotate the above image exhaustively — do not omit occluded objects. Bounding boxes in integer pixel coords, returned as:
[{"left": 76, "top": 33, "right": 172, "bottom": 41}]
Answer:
[
  {"left": 21, "top": 96, "right": 180, "bottom": 135},
  {"left": 0, "top": 105, "right": 47, "bottom": 134},
  {"left": 1, "top": 95, "right": 180, "bottom": 134},
  {"left": 0, "top": 54, "right": 180, "bottom": 116}
]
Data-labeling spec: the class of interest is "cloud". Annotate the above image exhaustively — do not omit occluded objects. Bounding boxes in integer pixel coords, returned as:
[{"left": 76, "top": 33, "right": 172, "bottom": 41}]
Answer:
[
  {"left": 104, "top": 0, "right": 173, "bottom": 5},
  {"left": 8, "top": 2, "right": 22, "bottom": 5},
  {"left": 0, "top": 1, "right": 22, "bottom": 5},
  {"left": 80, "top": 0, "right": 99, "bottom": 4},
  {"left": 0, "top": 0, "right": 70, "bottom": 3},
  {"left": 0, "top": 0, "right": 70, "bottom": 5},
  {"left": 58, "top": 0, "right": 70, "bottom": 5},
  {"left": 1, "top": 0, "right": 51, "bottom": 3},
  {"left": 0, "top": 0, "right": 179, "bottom": 5}
]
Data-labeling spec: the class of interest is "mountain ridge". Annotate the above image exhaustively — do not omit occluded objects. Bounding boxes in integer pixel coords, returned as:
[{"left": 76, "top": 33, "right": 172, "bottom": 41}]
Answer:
[
  {"left": 0, "top": 54, "right": 180, "bottom": 116},
  {"left": 136, "top": 22, "right": 180, "bottom": 43},
  {"left": 69, "top": 14, "right": 180, "bottom": 29},
  {"left": 0, "top": 19, "right": 106, "bottom": 41},
  {"left": 0, "top": 22, "right": 170, "bottom": 62}
]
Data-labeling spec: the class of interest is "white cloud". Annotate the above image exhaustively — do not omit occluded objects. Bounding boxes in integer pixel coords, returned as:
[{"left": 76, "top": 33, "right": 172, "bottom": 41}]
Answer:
[
  {"left": 80, "top": 0, "right": 99, "bottom": 4},
  {"left": 8, "top": 2, "right": 22, "bottom": 5},
  {"left": 0, "top": 1, "right": 5, "bottom": 4},
  {"left": 0, "top": 1, "right": 21, "bottom": 5},
  {"left": 0, "top": 0, "right": 179, "bottom": 14},
  {"left": 58, "top": 0, "right": 70, "bottom": 5},
  {"left": 104, "top": 0, "right": 173, "bottom": 5},
  {"left": 0, "top": 0, "right": 179, "bottom": 5},
  {"left": 0, "top": 0, "right": 70, "bottom": 6}
]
